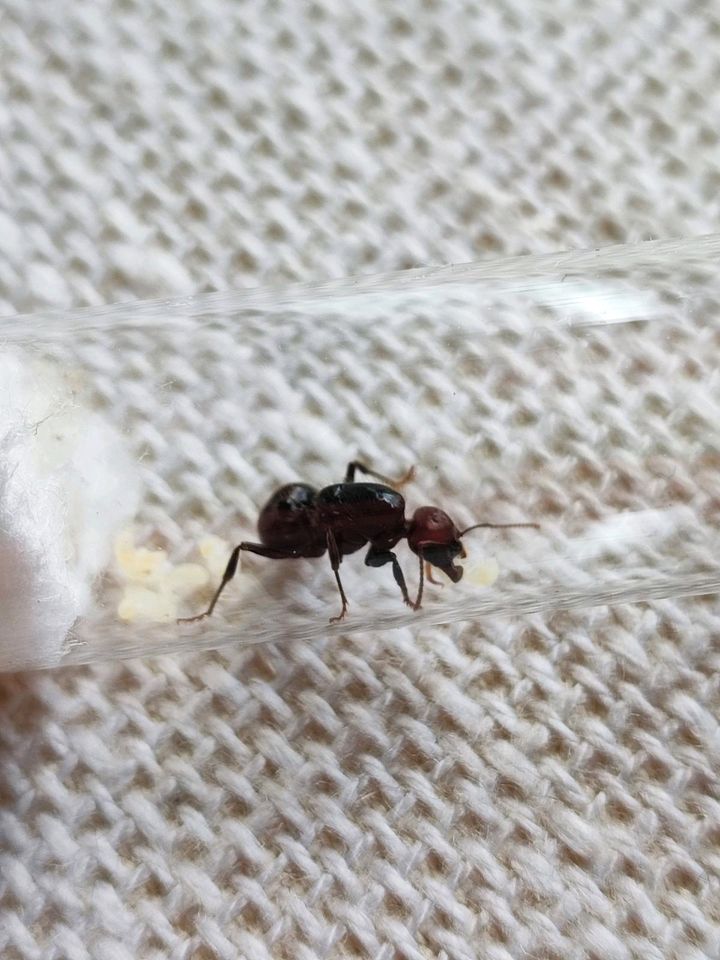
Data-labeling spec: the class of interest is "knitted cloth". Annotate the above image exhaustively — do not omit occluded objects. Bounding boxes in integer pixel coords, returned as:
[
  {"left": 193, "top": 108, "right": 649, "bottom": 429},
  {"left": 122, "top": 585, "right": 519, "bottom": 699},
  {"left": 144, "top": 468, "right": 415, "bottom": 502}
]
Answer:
[{"left": 2, "top": 2, "right": 720, "bottom": 958}]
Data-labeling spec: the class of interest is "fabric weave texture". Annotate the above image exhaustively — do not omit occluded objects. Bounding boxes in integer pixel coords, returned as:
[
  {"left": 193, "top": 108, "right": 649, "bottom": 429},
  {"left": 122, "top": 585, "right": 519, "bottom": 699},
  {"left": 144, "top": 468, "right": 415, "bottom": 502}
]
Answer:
[{"left": 2, "top": 2, "right": 720, "bottom": 959}]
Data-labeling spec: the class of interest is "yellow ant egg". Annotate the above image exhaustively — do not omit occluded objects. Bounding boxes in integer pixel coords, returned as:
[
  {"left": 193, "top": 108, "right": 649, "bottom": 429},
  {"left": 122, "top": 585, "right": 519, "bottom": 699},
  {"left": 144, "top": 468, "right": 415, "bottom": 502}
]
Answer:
[
  {"left": 199, "top": 535, "right": 233, "bottom": 580},
  {"left": 166, "top": 563, "right": 210, "bottom": 594},
  {"left": 462, "top": 555, "right": 499, "bottom": 587},
  {"left": 114, "top": 528, "right": 167, "bottom": 583},
  {"left": 118, "top": 585, "right": 178, "bottom": 623},
  {"left": 115, "top": 528, "right": 229, "bottom": 623}
]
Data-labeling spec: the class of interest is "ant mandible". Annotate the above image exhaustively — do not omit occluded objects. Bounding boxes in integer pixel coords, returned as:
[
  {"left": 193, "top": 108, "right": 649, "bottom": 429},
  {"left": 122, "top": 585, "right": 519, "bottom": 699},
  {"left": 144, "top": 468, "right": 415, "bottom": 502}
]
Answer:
[{"left": 179, "top": 460, "right": 538, "bottom": 625}]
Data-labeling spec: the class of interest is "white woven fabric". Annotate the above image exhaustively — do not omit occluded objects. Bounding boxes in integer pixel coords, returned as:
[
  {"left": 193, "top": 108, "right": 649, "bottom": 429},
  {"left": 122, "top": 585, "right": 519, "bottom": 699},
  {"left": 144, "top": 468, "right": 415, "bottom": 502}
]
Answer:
[{"left": 2, "top": 2, "right": 720, "bottom": 958}]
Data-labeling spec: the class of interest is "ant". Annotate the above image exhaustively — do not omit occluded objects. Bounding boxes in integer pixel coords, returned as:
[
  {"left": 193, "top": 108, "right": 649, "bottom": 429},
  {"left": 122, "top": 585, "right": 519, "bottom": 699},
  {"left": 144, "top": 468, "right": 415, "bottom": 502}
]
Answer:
[{"left": 179, "top": 460, "right": 538, "bottom": 624}]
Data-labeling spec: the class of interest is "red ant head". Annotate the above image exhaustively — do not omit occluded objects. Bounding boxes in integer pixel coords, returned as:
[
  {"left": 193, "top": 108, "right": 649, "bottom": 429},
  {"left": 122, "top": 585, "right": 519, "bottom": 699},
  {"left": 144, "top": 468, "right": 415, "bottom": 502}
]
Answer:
[{"left": 406, "top": 506, "right": 465, "bottom": 583}]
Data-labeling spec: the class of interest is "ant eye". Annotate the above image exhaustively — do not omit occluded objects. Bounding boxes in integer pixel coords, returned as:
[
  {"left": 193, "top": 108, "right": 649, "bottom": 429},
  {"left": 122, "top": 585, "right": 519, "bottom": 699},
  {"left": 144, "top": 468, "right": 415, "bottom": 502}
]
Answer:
[{"left": 427, "top": 510, "right": 446, "bottom": 528}]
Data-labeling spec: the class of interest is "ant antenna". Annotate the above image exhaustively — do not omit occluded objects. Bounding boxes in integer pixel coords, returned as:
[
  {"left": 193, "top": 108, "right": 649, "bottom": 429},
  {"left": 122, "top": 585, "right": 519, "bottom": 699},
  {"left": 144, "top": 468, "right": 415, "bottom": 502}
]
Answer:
[{"left": 459, "top": 521, "right": 540, "bottom": 537}]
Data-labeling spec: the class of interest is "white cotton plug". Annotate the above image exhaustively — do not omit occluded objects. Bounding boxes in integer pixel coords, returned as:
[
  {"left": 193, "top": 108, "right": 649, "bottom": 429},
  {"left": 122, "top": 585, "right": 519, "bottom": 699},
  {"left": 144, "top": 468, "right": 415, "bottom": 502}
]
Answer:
[{"left": 0, "top": 353, "right": 140, "bottom": 670}]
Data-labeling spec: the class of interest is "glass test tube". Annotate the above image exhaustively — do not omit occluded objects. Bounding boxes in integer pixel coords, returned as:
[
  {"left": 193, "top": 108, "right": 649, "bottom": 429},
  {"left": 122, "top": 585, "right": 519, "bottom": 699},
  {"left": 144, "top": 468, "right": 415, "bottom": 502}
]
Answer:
[{"left": 1, "top": 235, "right": 719, "bottom": 671}]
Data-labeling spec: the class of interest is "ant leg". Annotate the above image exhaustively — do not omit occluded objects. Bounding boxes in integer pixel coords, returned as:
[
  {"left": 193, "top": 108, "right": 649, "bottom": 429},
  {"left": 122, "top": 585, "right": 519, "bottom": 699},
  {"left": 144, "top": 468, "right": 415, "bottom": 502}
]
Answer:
[
  {"left": 326, "top": 530, "right": 349, "bottom": 623},
  {"left": 239, "top": 542, "right": 302, "bottom": 559},
  {"left": 414, "top": 553, "right": 425, "bottom": 610},
  {"left": 177, "top": 541, "right": 299, "bottom": 624},
  {"left": 425, "top": 561, "right": 444, "bottom": 586},
  {"left": 345, "top": 460, "right": 416, "bottom": 487},
  {"left": 365, "top": 546, "right": 419, "bottom": 610},
  {"left": 178, "top": 544, "right": 242, "bottom": 624}
]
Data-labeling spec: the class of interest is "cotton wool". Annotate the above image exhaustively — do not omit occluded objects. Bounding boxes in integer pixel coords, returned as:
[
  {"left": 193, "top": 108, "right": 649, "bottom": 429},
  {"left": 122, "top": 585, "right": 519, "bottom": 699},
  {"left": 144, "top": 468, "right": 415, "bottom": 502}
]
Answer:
[{"left": 0, "top": 353, "right": 140, "bottom": 670}]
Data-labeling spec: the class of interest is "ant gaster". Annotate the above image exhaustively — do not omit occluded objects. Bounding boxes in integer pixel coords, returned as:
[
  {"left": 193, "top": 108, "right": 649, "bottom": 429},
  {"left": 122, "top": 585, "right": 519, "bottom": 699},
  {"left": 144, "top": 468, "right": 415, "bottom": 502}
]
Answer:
[{"left": 179, "top": 461, "right": 538, "bottom": 624}]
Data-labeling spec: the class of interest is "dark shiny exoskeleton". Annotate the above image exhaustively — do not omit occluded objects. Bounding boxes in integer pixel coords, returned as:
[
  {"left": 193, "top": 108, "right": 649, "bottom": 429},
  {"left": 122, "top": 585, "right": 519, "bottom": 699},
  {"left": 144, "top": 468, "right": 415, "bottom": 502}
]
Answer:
[{"left": 179, "top": 460, "right": 538, "bottom": 623}]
